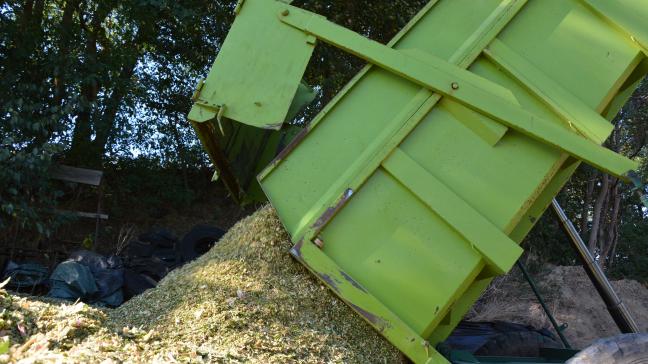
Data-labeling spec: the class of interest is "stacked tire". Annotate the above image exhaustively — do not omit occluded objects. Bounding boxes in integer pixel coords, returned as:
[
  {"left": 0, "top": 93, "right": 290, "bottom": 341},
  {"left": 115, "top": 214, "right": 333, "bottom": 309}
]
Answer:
[{"left": 122, "top": 225, "right": 225, "bottom": 299}]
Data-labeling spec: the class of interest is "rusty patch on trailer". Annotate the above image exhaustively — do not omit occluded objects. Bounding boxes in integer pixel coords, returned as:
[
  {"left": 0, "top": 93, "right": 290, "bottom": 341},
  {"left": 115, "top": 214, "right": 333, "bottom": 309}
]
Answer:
[
  {"left": 349, "top": 303, "right": 390, "bottom": 332},
  {"left": 318, "top": 273, "right": 341, "bottom": 294},
  {"left": 271, "top": 127, "right": 309, "bottom": 165},
  {"left": 340, "top": 271, "right": 368, "bottom": 294},
  {"left": 290, "top": 238, "right": 305, "bottom": 260},
  {"left": 311, "top": 188, "right": 354, "bottom": 230},
  {"left": 313, "top": 237, "right": 324, "bottom": 249}
]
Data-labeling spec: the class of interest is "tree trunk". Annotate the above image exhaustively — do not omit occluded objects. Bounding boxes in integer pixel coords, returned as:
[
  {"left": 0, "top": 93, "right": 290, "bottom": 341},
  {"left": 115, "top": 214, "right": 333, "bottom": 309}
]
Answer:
[
  {"left": 588, "top": 174, "right": 609, "bottom": 253},
  {"left": 67, "top": 3, "right": 124, "bottom": 167},
  {"left": 54, "top": 0, "right": 79, "bottom": 104},
  {"left": 602, "top": 184, "right": 621, "bottom": 268},
  {"left": 68, "top": 7, "right": 101, "bottom": 167},
  {"left": 19, "top": 1, "right": 35, "bottom": 34},
  {"left": 91, "top": 56, "right": 138, "bottom": 160},
  {"left": 581, "top": 174, "right": 596, "bottom": 234},
  {"left": 168, "top": 117, "right": 190, "bottom": 190}
]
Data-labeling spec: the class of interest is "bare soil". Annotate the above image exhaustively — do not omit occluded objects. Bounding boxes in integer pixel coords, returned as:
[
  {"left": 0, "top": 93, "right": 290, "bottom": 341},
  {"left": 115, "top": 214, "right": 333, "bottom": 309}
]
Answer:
[{"left": 468, "top": 264, "right": 648, "bottom": 349}]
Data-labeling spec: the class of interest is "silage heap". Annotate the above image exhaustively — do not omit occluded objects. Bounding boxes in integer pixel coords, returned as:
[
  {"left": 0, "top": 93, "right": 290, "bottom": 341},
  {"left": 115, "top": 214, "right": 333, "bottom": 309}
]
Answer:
[{"left": 9, "top": 205, "right": 402, "bottom": 363}]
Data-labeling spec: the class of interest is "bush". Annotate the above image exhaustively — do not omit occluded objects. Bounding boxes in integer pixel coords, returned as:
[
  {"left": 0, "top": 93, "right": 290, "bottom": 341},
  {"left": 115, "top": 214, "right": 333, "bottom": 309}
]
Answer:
[{"left": 0, "top": 140, "right": 64, "bottom": 241}]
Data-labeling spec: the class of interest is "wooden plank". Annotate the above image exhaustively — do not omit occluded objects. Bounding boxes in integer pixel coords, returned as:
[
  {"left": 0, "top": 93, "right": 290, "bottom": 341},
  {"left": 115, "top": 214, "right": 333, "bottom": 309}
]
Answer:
[
  {"left": 50, "top": 165, "right": 103, "bottom": 186},
  {"left": 55, "top": 209, "right": 109, "bottom": 220}
]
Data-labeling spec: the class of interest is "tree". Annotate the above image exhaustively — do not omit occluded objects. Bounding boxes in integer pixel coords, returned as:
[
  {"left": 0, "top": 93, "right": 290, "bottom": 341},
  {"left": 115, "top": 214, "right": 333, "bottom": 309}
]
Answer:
[
  {"left": 525, "top": 78, "right": 648, "bottom": 277},
  {"left": 1, "top": 1, "right": 69, "bottom": 238},
  {"left": 579, "top": 79, "right": 647, "bottom": 269},
  {"left": 0, "top": 0, "right": 234, "bottom": 238},
  {"left": 0, "top": 0, "right": 430, "bottom": 236}
]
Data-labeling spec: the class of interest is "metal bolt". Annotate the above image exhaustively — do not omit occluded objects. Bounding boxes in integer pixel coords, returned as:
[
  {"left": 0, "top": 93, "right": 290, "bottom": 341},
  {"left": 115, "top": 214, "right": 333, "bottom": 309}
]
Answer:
[
  {"left": 306, "top": 35, "right": 317, "bottom": 45},
  {"left": 451, "top": 82, "right": 459, "bottom": 90},
  {"left": 422, "top": 340, "right": 430, "bottom": 356},
  {"left": 281, "top": 9, "right": 290, "bottom": 16},
  {"left": 314, "top": 237, "right": 324, "bottom": 249}
]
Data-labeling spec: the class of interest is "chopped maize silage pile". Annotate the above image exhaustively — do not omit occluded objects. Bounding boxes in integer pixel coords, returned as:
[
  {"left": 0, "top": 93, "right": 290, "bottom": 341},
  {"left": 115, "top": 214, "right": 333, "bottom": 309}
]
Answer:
[{"left": 2, "top": 206, "right": 403, "bottom": 363}]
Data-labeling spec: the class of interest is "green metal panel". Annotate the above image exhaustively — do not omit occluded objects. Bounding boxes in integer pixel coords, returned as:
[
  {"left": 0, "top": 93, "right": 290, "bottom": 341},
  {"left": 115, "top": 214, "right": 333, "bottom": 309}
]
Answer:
[
  {"left": 190, "top": 77, "right": 314, "bottom": 203},
  {"left": 188, "top": 0, "right": 315, "bottom": 129},
  {"left": 187, "top": 0, "right": 318, "bottom": 202},
  {"left": 190, "top": 0, "right": 648, "bottom": 362}
]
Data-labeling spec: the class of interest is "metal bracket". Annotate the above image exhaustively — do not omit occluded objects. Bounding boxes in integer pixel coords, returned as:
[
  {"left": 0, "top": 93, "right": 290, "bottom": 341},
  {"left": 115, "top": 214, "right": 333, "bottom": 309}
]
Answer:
[
  {"left": 191, "top": 78, "right": 206, "bottom": 102},
  {"left": 216, "top": 104, "right": 227, "bottom": 135},
  {"left": 277, "top": 5, "right": 638, "bottom": 180}
]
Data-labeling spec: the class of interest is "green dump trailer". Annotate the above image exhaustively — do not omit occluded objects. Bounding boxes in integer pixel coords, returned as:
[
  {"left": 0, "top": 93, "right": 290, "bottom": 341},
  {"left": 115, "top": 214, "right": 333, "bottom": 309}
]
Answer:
[{"left": 188, "top": 0, "right": 648, "bottom": 362}]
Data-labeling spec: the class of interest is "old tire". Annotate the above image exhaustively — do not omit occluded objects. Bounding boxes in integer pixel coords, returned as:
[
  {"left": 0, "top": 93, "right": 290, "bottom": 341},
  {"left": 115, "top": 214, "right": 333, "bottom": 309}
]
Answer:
[
  {"left": 567, "top": 334, "right": 648, "bottom": 364},
  {"left": 151, "top": 248, "right": 179, "bottom": 267},
  {"left": 127, "top": 256, "right": 169, "bottom": 282},
  {"left": 123, "top": 269, "right": 157, "bottom": 300},
  {"left": 475, "top": 330, "right": 562, "bottom": 357},
  {"left": 139, "top": 228, "right": 177, "bottom": 249},
  {"left": 177, "top": 225, "right": 225, "bottom": 263},
  {"left": 127, "top": 240, "right": 154, "bottom": 258}
]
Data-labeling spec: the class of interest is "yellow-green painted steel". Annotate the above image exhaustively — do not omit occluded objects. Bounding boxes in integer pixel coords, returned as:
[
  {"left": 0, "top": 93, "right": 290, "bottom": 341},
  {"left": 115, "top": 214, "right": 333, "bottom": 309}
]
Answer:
[
  {"left": 189, "top": 0, "right": 648, "bottom": 363},
  {"left": 190, "top": 78, "right": 313, "bottom": 203}
]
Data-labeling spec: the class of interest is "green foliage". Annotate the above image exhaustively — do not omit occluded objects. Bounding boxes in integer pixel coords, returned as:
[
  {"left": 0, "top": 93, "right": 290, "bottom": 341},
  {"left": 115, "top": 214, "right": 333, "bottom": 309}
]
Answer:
[
  {"left": 0, "top": 0, "right": 233, "bottom": 238},
  {"left": 0, "top": 141, "right": 64, "bottom": 239},
  {"left": 102, "top": 157, "right": 212, "bottom": 219},
  {"left": 0, "top": 2, "right": 72, "bottom": 239},
  {"left": 608, "top": 216, "right": 648, "bottom": 281},
  {"left": 0, "top": 73, "right": 68, "bottom": 238},
  {"left": 522, "top": 209, "right": 579, "bottom": 269}
]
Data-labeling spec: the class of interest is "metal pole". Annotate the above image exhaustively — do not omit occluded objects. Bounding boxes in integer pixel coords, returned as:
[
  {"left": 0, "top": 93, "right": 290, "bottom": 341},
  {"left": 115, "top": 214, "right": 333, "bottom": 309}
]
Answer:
[
  {"left": 551, "top": 198, "right": 640, "bottom": 334},
  {"left": 516, "top": 261, "right": 572, "bottom": 349}
]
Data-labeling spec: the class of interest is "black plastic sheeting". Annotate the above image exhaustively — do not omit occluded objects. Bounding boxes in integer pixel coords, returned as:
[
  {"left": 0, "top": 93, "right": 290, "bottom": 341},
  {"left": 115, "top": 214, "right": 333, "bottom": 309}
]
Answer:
[
  {"left": 48, "top": 251, "right": 124, "bottom": 307},
  {"left": 2, "top": 262, "right": 49, "bottom": 290},
  {"left": 443, "top": 320, "right": 557, "bottom": 353},
  {"left": 3, "top": 224, "right": 226, "bottom": 307},
  {"left": 49, "top": 262, "right": 98, "bottom": 300}
]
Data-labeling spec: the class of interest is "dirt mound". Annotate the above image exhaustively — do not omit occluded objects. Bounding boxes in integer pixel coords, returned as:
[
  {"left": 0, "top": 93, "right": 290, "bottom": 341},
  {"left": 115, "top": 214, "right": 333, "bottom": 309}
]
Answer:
[
  {"left": 469, "top": 265, "right": 648, "bottom": 349},
  {"left": 3, "top": 206, "right": 402, "bottom": 363}
]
